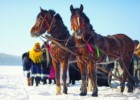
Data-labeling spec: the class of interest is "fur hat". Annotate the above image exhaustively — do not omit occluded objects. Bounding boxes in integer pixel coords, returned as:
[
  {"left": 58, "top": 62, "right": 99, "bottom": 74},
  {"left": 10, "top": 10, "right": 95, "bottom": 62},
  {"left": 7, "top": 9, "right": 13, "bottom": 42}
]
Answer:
[{"left": 34, "top": 42, "right": 41, "bottom": 51}]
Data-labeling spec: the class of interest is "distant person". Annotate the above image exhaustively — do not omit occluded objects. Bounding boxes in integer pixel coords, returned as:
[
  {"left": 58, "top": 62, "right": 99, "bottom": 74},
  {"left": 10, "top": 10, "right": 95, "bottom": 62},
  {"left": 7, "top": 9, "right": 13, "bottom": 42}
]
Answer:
[
  {"left": 42, "top": 41, "right": 56, "bottom": 84},
  {"left": 41, "top": 42, "right": 52, "bottom": 84},
  {"left": 41, "top": 44, "right": 50, "bottom": 84},
  {"left": 29, "top": 42, "right": 43, "bottom": 86},
  {"left": 69, "top": 63, "right": 81, "bottom": 85},
  {"left": 48, "top": 65, "right": 56, "bottom": 84},
  {"left": 22, "top": 51, "right": 31, "bottom": 86}
]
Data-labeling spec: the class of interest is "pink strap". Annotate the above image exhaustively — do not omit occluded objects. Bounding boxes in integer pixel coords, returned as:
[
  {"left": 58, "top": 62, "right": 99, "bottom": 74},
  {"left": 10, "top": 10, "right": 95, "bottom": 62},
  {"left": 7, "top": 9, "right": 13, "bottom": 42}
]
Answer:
[
  {"left": 88, "top": 44, "right": 94, "bottom": 52},
  {"left": 47, "top": 45, "right": 50, "bottom": 52}
]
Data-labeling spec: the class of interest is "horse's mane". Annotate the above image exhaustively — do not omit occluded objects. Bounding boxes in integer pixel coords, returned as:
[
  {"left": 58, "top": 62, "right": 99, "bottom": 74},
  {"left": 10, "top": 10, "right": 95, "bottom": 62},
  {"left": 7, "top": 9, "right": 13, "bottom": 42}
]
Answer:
[
  {"left": 82, "top": 12, "right": 90, "bottom": 24},
  {"left": 55, "top": 13, "right": 68, "bottom": 30},
  {"left": 48, "top": 9, "right": 56, "bottom": 15},
  {"left": 48, "top": 10, "right": 63, "bottom": 23},
  {"left": 48, "top": 10, "right": 69, "bottom": 36},
  {"left": 39, "top": 9, "right": 68, "bottom": 33},
  {"left": 82, "top": 12, "right": 96, "bottom": 32},
  {"left": 49, "top": 10, "right": 69, "bottom": 33},
  {"left": 37, "top": 9, "right": 56, "bottom": 19}
]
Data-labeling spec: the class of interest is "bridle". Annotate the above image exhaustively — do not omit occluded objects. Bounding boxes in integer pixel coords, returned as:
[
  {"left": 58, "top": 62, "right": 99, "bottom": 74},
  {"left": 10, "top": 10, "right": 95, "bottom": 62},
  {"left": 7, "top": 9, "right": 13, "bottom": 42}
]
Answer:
[
  {"left": 38, "top": 14, "right": 56, "bottom": 34},
  {"left": 71, "top": 12, "right": 98, "bottom": 53},
  {"left": 71, "top": 12, "right": 85, "bottom": 32},
  {"left": 39, "top": 13, "right": 71, "bottom": 46}
]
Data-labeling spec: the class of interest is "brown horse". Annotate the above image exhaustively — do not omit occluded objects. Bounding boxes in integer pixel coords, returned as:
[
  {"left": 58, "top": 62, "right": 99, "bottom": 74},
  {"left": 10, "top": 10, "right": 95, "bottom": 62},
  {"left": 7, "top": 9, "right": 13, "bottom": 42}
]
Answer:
[
  {"left": 70, "top": 4, "right": 135, "bottom": 96},
  {"left": 31, "top": 8, "right": 76, "bottom": 94}
]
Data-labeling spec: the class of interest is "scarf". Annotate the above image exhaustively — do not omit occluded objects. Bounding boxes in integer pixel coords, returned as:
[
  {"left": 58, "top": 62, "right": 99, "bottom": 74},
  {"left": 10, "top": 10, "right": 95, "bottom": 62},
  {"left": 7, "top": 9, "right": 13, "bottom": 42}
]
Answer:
[{"left": 29, "top": 48, "right": 43, "bottom": 63}]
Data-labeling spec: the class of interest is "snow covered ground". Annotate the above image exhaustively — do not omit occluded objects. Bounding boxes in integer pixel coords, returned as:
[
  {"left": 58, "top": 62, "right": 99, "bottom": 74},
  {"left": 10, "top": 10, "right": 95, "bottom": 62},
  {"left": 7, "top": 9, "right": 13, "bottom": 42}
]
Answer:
[{"left": 0, "top": 66, "right": 139, "bottom": 100}]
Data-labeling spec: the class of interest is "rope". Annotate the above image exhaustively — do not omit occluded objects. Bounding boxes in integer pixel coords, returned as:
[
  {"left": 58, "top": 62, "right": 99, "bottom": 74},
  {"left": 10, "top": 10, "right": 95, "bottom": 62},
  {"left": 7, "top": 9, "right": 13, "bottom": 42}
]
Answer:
[{"left": 70, "top": 63, "right": 80, "bottom": 72}]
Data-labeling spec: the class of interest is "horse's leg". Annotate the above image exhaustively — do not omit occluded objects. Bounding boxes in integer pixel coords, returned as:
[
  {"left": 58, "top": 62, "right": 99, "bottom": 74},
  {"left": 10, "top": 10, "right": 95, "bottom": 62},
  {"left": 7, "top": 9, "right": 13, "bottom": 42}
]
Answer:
[
  {"left": 87, "top": 78, "right": 92, "bottom": 92},
  {"left": 77, "top": 61, "right": 87, "bottom": 96},
  {"left": 90, "top": 61, "right": 98, "bottom": 96},
  {"left": 127, "top": 58, "right": 134, "bottom": 93},
  {"left": 119, "top": 60, "right": 128, "bottom": 93},
  {"left": 61, "top": 59, "right": 68, "bottom": 94},
  {"left": 87, "top": 61, "right": 92, "bottom": 92},
  {"left": 52, "top": 59, "right": 61, "bottom": 95},
  {"left": 119, "top": 56, "right": 134, "bottom": 93}
]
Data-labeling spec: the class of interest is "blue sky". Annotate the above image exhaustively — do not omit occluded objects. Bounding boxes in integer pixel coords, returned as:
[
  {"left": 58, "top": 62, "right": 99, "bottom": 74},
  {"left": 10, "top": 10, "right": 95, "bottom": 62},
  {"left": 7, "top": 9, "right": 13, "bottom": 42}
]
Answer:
[{"left": 0, "top": 0, "right": 140, "bottom": 56}]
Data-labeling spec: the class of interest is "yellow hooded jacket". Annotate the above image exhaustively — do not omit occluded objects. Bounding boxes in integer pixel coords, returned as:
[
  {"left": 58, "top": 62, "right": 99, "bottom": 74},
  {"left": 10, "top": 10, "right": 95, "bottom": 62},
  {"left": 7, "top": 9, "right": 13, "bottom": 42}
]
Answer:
[
  {"left": 135, "top": 44, "right": 140, "bottom": 58},
  {"left": 29, "top": 48, "right": 43, "bottom": 63}
]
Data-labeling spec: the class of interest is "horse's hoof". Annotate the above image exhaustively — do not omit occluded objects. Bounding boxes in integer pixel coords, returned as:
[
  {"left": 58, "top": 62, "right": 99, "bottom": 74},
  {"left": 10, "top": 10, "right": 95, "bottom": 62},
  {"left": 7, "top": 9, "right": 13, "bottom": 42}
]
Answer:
[
  {"left": 120, "top": 86, "right": 124, "bottom": 93},
  {"left": 56, "top": 85, "right": 61, "bottom": 95},
  {"left": 63, "top": 87, "right": 68, "bottom": 94},
  {"left": 63, "top": 91, "right": 67, "bottom": 94},
  {"left": 91, "top": 91, "right": 98, "bottom": 97},
  {"left": 128, "top": 89, "right": 133, "bottom": 93},
  {"left": 79, "top": 92, "right": 87, "bottom": 96},
  {"left": 121, "top": 89, "right": 124, "bottom": 93},
  {"left": 56, "top": 93, "right": 61, "bottom": 95},
  {"left": 91, "top": 93, "right": 98, "bottom": 97}
]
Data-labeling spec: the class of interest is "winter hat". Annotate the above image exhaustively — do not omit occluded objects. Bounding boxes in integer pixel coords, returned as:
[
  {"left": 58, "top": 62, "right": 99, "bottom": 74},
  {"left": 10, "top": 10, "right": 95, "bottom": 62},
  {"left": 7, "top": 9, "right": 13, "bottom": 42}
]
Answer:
[{"left": 34, "top": 42, "right": 41, "bottom": 51}]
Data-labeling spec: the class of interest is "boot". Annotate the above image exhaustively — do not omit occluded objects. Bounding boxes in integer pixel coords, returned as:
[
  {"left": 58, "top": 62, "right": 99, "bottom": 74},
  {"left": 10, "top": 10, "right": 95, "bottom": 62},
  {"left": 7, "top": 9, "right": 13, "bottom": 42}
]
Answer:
[
  {"left": 54, "top": 79, "right": 56, "bottom": 84},
  {"left": 38, "top": 77, "right": 41, "bottom": 84},
  {"left": 35, "top": 77, "right": 39, "bottom": 86},
  {"left": 31, "top": 77, "right": 34, "bottom": 86},
  {"left": 49, "top": 78, "right": 52, "bottom": 84},
  {"left": 43, "top": 79, "right": 47, "bottom": 85},
  {"left": 72, "top": 80, "right": 75, "bottom": 85},
  {"left": 27, "top": 78, "right": 30, "bottom": 86}
]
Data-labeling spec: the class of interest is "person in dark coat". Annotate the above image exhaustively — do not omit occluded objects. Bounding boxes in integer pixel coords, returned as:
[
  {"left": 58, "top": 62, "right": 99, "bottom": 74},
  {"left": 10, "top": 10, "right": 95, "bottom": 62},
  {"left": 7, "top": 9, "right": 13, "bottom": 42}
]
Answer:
[
  {"left": 97, "top": 62, "right": 115, "bottom": 87},
  {"left": 29, "top": 42, "right": 43, "bottom": 86},
  {"left": 41, "top": 41, "right": 52, "bottom": 84},
  {"left": 22, "top": 51, "right": 31, "bottom": 86},
  {"left": 69, "top": 63, "right": 81, "bottom": 85},
  {"left": 41, "top": 49, "right": 51, "bottom": 84}
]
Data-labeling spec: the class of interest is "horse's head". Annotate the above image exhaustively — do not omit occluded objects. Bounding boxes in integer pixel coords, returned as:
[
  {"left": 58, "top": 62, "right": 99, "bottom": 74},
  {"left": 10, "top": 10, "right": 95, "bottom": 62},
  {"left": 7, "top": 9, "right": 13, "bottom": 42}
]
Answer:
[
  {"left": 70, "top": 4, "right": 90, "bottom": 39},
  {"left": 31, "top": 7, "right": 56, "bottom": 37}
]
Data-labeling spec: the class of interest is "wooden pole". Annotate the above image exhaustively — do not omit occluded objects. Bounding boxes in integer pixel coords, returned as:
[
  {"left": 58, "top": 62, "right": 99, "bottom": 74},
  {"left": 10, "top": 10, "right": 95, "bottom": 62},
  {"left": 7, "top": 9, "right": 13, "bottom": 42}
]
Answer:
[
  {"left": 41, "top": 35, "right": 76, "bottom": 56},
  {"left": 97, "top": 66, "right": 122, "bottom": 81}
]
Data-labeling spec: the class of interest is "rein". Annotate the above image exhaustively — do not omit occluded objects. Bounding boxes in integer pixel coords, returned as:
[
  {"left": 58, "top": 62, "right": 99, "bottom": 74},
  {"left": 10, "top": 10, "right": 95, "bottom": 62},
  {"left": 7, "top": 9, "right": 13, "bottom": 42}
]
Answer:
[
  {"left": 39, "top": 14, "right": 56, "bottom": 34},
  {"left": 41, "top": 35, "right": 76, "bottom": 56},
  {"left": 47, "top": 16, "right": 55, "bottom": 33},
  {"left": 40, "top": 14, "right": 71, "bottom": 47},
  {"left": 70, "top": 63, "right": 80, "bottom": 72},
  {"left": 48, "top": 35, "right": 71, "bottom": 47}
]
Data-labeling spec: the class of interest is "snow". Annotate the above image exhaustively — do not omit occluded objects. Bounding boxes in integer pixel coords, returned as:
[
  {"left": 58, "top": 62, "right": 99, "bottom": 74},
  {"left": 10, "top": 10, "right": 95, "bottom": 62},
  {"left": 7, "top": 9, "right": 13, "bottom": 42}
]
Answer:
[{"left": 0, "top": 66, "right": 140, "bottom": 100}]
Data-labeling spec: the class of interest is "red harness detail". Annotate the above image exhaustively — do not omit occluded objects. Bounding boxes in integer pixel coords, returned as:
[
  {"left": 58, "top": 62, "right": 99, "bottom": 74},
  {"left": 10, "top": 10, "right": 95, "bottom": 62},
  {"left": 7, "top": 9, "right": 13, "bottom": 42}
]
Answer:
[
  {"left": 88, "top": 44, "right": 94, "bottom": 52},
  {"left": 81, "top": 20, "right": 85, "bottom": 30}
]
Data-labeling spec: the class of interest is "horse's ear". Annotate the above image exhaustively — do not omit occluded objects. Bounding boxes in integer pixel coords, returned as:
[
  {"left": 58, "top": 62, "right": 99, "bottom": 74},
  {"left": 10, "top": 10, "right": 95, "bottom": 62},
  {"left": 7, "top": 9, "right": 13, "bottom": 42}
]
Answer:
[
  {"left": 70, "top": 5, "right": 74, "bottom": 12},
  {"left": 40, "top": 7, "right": 44, "bottom": 12},
  {"left": 80, "top": 4, "right": 83, "bottom": 12}
]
